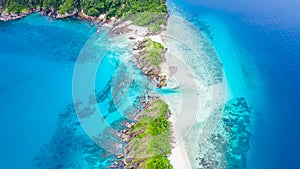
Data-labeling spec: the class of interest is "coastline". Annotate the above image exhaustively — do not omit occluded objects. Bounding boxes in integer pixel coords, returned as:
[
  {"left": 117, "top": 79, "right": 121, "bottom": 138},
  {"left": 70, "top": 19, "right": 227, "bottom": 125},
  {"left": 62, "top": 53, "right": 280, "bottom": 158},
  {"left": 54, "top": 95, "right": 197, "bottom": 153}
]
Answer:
[
  {"left": 106, "top": 15, "right": 189, "bottom": 168},
  {"left": 168, "top": 115, "right": 192, "bottom": 169},
  {"left": 158, "top": 12, "right": 227, "bottom": 168},
  {"left": 102, "top": 10, "right": 197, "bottom": 168},
  {"left": 98, "top": 8, "right": 222, "bottom": 168},
  {"left": 124, "top": 19, "right": 195, "bottom": 169},
  {"left": 115, "top": 11, "right": 223, "bottom": 168},
  {"left": 0, "top": 15, "right": 99, "bottom": 169},
  {"left": 3, "top": 0, "right": 295, "bottom": 168},
  {"left": 162, "top": 4, "right": 254, "bottom": 168},
  {"left": 0, "top": 5, "right": 193, "bottom": 168},
  {"left": 0, "top": 8, "right": 106, "bottom": 24}
]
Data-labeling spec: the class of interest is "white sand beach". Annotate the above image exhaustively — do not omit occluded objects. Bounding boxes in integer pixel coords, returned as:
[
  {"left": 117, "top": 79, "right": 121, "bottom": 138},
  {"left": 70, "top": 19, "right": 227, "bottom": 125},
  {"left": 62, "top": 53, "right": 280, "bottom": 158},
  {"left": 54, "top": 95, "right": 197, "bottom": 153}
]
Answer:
[
  {"left": 104, "top": 14, "right": 226, "bottom": 168},
  {"left": 125, "top": 21, "right": 195, "bottom": 168},
  {"left": 159, "top": 15, "right": 227, "bottom": 168},
  {"left": 123, "top": 14, "right": 226, "bottom": 168}
]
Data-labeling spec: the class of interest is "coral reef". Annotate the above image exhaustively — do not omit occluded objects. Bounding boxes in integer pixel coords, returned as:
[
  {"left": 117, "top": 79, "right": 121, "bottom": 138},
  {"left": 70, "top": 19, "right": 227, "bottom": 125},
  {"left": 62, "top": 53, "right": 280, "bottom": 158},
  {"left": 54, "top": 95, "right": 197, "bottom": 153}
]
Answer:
[{"left": 196, "top": 97, "right": 252, "bottom": 169}]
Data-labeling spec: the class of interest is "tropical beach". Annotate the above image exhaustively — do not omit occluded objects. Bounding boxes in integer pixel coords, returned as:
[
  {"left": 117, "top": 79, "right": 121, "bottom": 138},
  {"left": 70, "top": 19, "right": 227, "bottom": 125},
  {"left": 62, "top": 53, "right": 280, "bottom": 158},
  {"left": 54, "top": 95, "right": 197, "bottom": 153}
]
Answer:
[
  {"left": 0, "top": 0, "right": 249, "bottom": 168},
  {"left": 1, "top": 0, "right": 300, "bottom": 168}
]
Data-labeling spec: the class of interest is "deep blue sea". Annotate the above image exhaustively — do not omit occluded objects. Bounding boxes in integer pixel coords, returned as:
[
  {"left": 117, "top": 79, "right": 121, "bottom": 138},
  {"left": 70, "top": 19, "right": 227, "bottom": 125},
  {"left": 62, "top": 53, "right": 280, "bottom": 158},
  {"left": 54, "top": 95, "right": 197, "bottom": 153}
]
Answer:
[
  {"left": 1, "top": 0, "right": 300, "bottom": 168},
  {"left": 171, "top": 0, "right": 300, "bottom": 168}
]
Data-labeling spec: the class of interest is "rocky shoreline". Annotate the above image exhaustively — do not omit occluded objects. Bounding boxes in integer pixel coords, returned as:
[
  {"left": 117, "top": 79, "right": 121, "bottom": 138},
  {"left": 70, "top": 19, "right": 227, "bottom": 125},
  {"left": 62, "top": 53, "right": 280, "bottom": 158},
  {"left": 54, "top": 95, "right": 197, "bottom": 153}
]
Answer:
[
  {"left": 132, "top": 39, "right": 168, "bottom": 88},
  {"left": 1, "top": 9, "right": 174, "bottom": 168},
  {"left": 107, "top": 18, "right": 169, "bottom": 88},
  {"left": 111, "top": 95, "right": 173, "bottom": 169},
  {"left": 111, "top": 95, "right": 158, "bottom": 168},
  {"left": 0, "top": 7, "right": 107, "bottom": 25},
  {"left": 0, "top": 8, "right": 38, "bottom": 21},
  {"left": 104, "top": 14, "right": 174, "bottom": 169}
]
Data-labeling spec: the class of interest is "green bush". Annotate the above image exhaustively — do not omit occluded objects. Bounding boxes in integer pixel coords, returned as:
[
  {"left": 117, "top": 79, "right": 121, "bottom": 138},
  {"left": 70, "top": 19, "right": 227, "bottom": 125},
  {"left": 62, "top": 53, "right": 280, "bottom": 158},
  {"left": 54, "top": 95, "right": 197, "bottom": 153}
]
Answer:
[
  {"left": 59, "top": 0, "right": 75, "bottom": 14},
  {"left": 140, "top": 39, "right": 165, "bottom": 69},
  {"left": 124, "top": 11, "right": 167, "bottom": 33},
  {"left": 127, "top": 99, "right": 173, "bottom": 169},
  {"left": 6, "top": 1, "right": 27, "bottom": 14},
  {"left": 86, "top": 7, "right": 100, "bottom": 16},
  {"left": 3, "top": 0, "right": 168, "bottom": 33},
  {"left": 146, "top": 155, "right": 172, "bottom": 169},
  {"left": 43, "top": 0, "right": 63, "bottom": 10}
]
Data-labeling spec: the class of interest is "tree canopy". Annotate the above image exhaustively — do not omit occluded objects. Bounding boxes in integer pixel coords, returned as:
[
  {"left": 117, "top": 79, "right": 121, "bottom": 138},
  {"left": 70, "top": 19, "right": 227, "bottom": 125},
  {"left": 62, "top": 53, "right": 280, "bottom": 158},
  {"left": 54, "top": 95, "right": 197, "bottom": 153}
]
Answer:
[{"left": 1, "top": 0, "right": 167, "bottom": 17}]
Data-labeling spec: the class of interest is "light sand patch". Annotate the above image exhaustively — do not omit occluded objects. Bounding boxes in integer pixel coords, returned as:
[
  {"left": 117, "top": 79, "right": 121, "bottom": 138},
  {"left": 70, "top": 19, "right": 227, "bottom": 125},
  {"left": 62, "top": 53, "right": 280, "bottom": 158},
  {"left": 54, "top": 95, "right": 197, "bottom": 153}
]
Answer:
[
  {"left": 168, "top": 114, "right": 192, "bottom": 169},
  {"left": 159, "top": 14, "right": 227, "bottom": 168},
  {"left": 102, "top": 15, "right": 226, "bottom": 168}
]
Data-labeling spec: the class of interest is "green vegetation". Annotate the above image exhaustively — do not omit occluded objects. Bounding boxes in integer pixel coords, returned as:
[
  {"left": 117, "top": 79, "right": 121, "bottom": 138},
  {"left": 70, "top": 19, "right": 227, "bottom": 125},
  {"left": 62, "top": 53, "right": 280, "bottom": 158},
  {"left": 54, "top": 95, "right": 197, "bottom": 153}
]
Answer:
[
  {"left": 5, "top": 0, "right": 27, "bottom": 14},
  {"left": 42, "top": 0, "right": 60, "bottom": 9},
  {"left": 127, "top": 99, "right": 172, "bottom": 169},
  {"left": 59, "top": 0, "right": 76, "bottom": 14},
  {"left": 125, "top": 12, "right": 167, "bottom": 33},
  {"left": 105, "top": 0, "right": 167, "bottom": 18},
  {"left": 81, "top": 0, "right": 105, "bottom": 16},
  {"left": 1, "top": 0, "right": 167, "bottom": 33},
  {"left": 146, "top": 155, "right": 172, "bottom": 169},
  {"left": 138, "top": 38, "right": 165, "bottom": 69},
  {"left": 1, "top": 0, "right": 167, "bottom": 17},
  {"left": 1, "top": 0, "right": 167, "bottom": 32}
]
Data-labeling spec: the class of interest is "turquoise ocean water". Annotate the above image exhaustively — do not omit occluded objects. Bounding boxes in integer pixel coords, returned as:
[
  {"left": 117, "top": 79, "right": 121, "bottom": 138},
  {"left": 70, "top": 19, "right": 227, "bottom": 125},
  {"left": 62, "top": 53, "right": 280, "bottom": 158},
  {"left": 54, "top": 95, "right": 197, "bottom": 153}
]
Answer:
[
  {"left": 1, "top": 0, "right": 300, "bottom": 168},
  {"left": 0, "top": 14, "right": 105, "bottom": 169},
  {"left": 0, "top": 13, "right": 154, "bottom": 169},
  {"left": 171, "top": 0, "right": 300, "bottom": 168}
]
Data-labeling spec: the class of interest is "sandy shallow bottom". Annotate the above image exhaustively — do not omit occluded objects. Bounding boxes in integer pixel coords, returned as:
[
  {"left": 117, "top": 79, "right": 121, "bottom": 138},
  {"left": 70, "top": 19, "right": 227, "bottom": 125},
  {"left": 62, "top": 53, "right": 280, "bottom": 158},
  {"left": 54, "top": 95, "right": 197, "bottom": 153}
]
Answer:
[
  {"left": 104, "top": 13, "right": 227, "bottom": 168},
  {"left": 158, "top": 15, "right": 227, "bottom": 168}
]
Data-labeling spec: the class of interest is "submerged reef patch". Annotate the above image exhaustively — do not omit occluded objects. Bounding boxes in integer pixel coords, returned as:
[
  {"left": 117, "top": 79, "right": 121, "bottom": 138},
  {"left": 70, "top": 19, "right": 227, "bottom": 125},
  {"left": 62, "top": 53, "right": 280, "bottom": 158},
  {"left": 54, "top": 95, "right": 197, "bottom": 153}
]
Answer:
[
  {"left": 196, "top": 97, "right": 252, "bottom": 169},
  {"left": 33, "top": 104, "right": 119, "bottom": 169}
]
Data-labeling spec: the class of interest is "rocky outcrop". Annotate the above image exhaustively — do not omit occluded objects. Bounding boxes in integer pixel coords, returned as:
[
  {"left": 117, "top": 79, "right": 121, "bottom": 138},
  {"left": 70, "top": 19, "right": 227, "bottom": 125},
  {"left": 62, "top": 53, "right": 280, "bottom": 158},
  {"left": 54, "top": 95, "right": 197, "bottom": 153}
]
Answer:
[
  {"left": 0, "top": 9, "right": 39, "bottom": 21},
  {"left": 109, "top": 20, "right": 133, "bottom": 35},
  {"left": 132, "top": 39, "right": 167, "bottom": 88},
  {"left": 77, "top": 10, "right": 107, "bottom": 23},
  {"left": 40, "top": 8, "right": 79, "bottom": 20},
  {"left": 111, "top": 97, "right": 172, "bottom": 169},
  {"left": 0, "top": 7, "right": 102, "bottom": 22}
]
